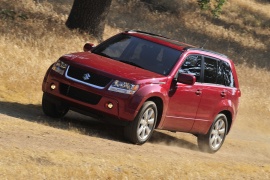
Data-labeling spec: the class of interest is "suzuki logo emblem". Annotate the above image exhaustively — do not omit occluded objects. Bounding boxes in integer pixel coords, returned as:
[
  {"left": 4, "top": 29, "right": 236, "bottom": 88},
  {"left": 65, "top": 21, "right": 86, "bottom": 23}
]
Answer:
[{"left": 83, "top": 73, "right": 91, "bottom": 80}]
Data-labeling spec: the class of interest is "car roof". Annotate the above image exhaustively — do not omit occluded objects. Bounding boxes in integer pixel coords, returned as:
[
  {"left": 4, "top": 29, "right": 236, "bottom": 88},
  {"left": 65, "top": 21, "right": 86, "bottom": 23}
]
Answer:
[
  {"left": 125, "top": 30, "right": 229, "bottom": 60},
  {"left": 125, "top": 30, "right": 194, "bottom": 51}
]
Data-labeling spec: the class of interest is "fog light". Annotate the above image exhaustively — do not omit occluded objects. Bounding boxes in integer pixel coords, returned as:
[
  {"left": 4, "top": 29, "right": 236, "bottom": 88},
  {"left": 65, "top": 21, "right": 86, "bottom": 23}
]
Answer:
[
  {"left": 50, "top": 84, "right": 56, "bottom": 90},
  {"left": 106, "top": 102, "right": 113, "bottom": 109}
]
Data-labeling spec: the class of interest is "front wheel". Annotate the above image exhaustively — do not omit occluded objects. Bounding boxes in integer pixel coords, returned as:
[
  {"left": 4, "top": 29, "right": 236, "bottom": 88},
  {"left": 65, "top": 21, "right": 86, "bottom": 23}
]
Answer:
[
  {"left": 197, "top": 114, "right": 228, "bottom": 153},
  {"left": 42, "top": 93, "right": 69, "bottom": 118},
  {"left": 124, "top": 101, "right": 157, "bottom": 145}
]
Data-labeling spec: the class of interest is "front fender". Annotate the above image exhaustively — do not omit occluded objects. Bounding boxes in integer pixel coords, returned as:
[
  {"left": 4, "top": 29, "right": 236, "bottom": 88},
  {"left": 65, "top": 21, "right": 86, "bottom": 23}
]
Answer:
[{"left": 127, "top": 83, "right": 169, "bottom": 118}]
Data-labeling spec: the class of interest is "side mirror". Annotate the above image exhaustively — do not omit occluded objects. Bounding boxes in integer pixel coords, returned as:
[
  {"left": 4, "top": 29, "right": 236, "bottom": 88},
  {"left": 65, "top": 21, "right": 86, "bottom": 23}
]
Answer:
[
  {"left": 177, "top": 73, "right": 196, "bottom": 85},
  {"left": 83, "top": 43, "right": 95, "bottom": 52}
]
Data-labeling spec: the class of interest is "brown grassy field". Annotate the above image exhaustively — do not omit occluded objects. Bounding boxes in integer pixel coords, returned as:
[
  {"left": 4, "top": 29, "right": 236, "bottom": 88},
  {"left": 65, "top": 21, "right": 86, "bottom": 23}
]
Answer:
[{"left": 0, "top": 0, "right": 270, "bottom": 179}]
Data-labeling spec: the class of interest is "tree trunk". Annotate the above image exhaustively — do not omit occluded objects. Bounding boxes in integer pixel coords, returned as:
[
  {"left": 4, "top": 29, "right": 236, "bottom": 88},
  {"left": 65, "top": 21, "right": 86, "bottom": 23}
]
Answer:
[{"left": 66, "top": 0, "right": 112, "bottom": 39}]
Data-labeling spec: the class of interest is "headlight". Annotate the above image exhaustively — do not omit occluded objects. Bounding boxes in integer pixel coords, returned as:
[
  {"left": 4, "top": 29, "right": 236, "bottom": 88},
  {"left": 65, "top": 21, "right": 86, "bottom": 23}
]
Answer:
[
  {"left": 108, "top": 80, "right": 139, "bottom": 94},
  {"left": 52, "top": 60, "right": 68, "bottom": 75}
]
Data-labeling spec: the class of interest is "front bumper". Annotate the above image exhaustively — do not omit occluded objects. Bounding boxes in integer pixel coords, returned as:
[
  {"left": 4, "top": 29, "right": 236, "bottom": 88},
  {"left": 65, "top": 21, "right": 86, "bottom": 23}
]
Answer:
[{"left": 42, "top": 71, "right": 140, "bottom": 122}]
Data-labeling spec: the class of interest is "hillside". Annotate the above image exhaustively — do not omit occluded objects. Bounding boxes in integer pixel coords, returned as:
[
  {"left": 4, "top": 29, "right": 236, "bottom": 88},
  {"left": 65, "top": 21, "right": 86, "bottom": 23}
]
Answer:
[{"left": 0, "top": 0, "right": 270, "bottom": 179}]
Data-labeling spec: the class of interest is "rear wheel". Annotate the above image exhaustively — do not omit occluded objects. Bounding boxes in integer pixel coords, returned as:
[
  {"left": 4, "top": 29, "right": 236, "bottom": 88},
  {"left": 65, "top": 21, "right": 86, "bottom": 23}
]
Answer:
[
  {"left": 124, "top": 101, "right": 157, "bottom": 144},
  {"left": 42, "top": 93, "right": 69, "bottom": 118},
  {"left": 197, "top": 114, "right": 228, "bottom": 153}
]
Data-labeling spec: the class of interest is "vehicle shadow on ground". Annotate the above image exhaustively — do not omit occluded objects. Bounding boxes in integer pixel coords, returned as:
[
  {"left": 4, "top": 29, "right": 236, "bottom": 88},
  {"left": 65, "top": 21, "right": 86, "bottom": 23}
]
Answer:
[
  {"left": 149, "top": 131, "right": 198, "bottom": 151},
  {"left": 0, "top": 101, "right": 198, "bottom": 151}
]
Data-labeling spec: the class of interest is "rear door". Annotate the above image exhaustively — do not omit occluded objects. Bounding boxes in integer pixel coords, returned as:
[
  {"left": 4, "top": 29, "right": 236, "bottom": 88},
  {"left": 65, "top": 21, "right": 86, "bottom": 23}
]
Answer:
[
  {"left": 195, "top": 57, "right": 226, "bottom": 120},
  {"left": 191, "top": 57, "right": 233, "bottom": 134}
]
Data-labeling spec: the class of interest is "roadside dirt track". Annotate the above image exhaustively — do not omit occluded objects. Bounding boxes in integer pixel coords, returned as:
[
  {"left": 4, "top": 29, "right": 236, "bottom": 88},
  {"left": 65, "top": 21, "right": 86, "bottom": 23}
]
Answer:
[{"left": 0, "top": 101, "right": 269, "bottom": 179}]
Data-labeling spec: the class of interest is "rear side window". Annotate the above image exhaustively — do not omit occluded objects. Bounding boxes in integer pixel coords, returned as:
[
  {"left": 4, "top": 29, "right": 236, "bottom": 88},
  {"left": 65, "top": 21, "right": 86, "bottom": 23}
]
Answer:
[
  {"left": 203, "top": 57, "right": 218, "bottom": 84},
  {"left": 204, "top": 57, "right": 235, "bottom": 87}
]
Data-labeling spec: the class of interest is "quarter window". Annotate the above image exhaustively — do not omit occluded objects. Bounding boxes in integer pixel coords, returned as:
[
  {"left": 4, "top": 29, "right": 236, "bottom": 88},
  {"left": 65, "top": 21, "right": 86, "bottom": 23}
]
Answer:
[{"left": 217, "top": 61, "right": 235, "bottom": 87}]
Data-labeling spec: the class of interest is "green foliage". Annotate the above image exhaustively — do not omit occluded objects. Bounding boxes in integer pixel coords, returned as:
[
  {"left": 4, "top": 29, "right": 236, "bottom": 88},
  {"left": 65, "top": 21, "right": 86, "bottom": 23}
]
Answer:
[
  {"left": 0, "top": 9, "right": 16, "bottom": 20},
  {"left": 198, "top": 0, "right": 210, "bottom": 10},
  {"left": 212, "top": 0, "right": 226, "bottom": 17},
  {"left": 0, "top": 9, "right": 28, "bottom": 20},
  {"left": 197, "top": 0, "right": 227, "bottom": 17}
]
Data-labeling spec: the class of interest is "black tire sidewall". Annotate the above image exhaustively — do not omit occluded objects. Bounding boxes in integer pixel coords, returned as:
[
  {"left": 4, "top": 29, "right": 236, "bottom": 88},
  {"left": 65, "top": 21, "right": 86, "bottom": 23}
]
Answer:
[
  {"left": 198, "top": 113, "right": 228, "bottom": 153},
  {"left": 124, "top": 101, "right": 157, "bottom": 144},
  {"left": 42, "top": 93, "right": 68, "bottom": 118}
]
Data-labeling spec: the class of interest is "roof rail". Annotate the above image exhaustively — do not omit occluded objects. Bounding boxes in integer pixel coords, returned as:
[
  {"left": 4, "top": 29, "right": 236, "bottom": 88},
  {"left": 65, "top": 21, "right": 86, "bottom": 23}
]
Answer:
[
  {"left": 185, "top": 48, "right": 228, "bottom": 58},
  {"left": 126, "top": 30, "right": 169, "bottom": 39}
]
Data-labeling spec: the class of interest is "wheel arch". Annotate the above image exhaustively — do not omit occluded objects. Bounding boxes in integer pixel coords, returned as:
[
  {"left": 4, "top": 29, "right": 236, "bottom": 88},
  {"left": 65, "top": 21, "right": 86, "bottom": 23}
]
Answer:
[
  {"left": 220, "top": 110, "right": 232, "bottom": 134},
  {"left": 145, "top": 96, "right": 164, "bottom": 129}
]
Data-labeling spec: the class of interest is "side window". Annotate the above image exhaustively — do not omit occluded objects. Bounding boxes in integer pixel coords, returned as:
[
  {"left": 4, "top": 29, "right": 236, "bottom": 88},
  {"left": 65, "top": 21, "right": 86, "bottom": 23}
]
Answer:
[
  {"left": 217, "top": 61, "right": 235, "bottom": 87},
  {"left": 179, "top": 55, "right": 202, "bottom": 82},
  {"left": 204, "top": 57, "right": 218, "bottom": 84}
]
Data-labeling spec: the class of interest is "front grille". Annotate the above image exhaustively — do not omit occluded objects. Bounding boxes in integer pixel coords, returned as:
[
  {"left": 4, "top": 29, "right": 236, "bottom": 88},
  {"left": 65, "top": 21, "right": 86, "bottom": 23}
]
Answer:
[
  {"left": 66, "top": 66, "right": 112, "bottom": 88},
  {"left": 60, "top": 83, "right": 101, "bottom": 105}
]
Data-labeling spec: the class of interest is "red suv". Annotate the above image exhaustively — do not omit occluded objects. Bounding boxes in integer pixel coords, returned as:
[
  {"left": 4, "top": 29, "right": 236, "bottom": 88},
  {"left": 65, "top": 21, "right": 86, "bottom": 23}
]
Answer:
[{"left": 42, "top": 30, "right": 241, "bottom": 153}]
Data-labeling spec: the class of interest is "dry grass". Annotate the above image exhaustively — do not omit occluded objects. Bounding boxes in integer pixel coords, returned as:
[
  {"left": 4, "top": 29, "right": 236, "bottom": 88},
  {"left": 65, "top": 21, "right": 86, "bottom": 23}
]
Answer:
[
  {"left": 0, "top": 0, "right": 270, "bottom": 179},
  {"left": 0, "top": 115, "right": 172, "bottom": 179},
  {"left": 0, "top": 0, "right": 94, "bottom": 104},
  {"left": 0, "top": 114, "right": 269, "bottom": 179}
]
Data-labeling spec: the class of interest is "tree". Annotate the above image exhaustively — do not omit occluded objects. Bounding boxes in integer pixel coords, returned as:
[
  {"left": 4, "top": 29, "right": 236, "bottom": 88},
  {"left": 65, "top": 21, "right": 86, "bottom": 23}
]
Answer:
[
  {"left": 66, "top": 0, "right": 112, "bottom": 39},
  {"left": 65, "top": 0, "right": 226, "bottom": 38}
]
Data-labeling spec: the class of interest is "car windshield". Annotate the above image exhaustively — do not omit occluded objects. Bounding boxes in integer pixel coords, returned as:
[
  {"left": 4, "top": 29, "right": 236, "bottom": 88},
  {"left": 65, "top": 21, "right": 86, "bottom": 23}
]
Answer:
[{"left": 92, "top": 34, "right": 182, "bottom": 75}]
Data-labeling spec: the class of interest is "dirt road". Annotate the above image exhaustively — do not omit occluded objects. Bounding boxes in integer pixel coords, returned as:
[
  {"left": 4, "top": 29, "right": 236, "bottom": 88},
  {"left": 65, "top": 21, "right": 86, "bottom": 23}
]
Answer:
[{"left": 0, "top": 101, "right": 269, "bottom": 179}]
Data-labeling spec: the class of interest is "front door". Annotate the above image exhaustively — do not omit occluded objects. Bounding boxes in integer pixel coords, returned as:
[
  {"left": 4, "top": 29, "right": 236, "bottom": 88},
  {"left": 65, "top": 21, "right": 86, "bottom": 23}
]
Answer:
[{"left": 162, "top": 55, "right": 203, "bottom": 132}]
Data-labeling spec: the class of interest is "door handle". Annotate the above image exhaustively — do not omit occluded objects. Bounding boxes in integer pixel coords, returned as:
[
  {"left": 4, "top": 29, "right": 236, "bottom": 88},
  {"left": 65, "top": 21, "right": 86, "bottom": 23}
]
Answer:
[
  {"left": 195, "top": 90, "right": 202, "bottom": 95},
  {"left": 220, "top": 91, "right": 226, "bottom": 97}
]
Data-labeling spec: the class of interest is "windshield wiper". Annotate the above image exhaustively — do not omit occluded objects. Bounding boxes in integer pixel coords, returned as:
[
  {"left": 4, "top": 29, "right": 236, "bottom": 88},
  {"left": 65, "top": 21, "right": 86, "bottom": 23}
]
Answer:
[{"left": 119, "top": 60, "right": 144, "bottom": 69}]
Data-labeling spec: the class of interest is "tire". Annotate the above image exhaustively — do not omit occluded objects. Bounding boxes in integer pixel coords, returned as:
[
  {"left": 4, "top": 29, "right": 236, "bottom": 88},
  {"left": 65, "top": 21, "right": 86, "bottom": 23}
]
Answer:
[
  {"left": 42, "top": 93, "right": 69, "bottom": 118},
  {"left": 124, "top": 101, "right": 157, "bottom": 145},
  {"left": 197, "top": 114, "right": 228, "bottom": 153}
]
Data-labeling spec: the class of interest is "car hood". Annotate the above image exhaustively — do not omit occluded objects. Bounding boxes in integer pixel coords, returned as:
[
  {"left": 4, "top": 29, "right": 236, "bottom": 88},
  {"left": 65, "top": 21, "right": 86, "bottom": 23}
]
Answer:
[{"left": 60, "top": 52, "right": 167, "bottom": 83}]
